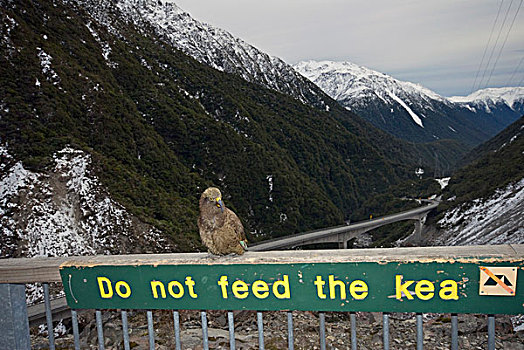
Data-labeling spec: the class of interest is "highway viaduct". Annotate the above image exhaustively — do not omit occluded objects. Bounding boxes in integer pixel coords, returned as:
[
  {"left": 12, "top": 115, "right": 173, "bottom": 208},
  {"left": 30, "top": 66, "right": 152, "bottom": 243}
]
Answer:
[{"left": 250, "top": 201, "right": 439, "bottom": 251}]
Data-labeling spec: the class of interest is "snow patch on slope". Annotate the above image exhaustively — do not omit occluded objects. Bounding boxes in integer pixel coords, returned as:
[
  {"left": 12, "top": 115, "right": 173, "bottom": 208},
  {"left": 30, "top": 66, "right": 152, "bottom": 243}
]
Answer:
[
  {"left": 37, "top": 47, "right": 61, "bottom": 86},
  {"left": 385, "top": 89, "right": 424, "bottom": 128},
  {"left": 0, "top": 145, "right": 170, "bottom": 258},
  {"left": 436, "top": 179, "right": 524, "bottom": 246},
  {"left": 435, "top": 177, "right": 450, "bottom": 190}
]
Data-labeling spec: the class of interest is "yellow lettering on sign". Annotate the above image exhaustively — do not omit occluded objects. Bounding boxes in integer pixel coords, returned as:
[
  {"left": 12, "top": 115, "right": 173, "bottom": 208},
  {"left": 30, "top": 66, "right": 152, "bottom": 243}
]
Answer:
[
  {"left": 349, "top": 280, "right": 368, "bottom": 300},
  {"left": 217, "top": 275, "right": 229, "bottom": 299},
  {"left": 252, "top": 280, "right": 270, "bottom": 299},
  {"left": 273, "top": 275, "right": 291, "bottom": 299},
  {"left": 232, "top": 280, "right": 249, "bottom": 299},
  {"left": 439, "top": 280, "right": 459, "bottom": 300},
  {"left": 395, "top": 275, "right": 414, "bottom": 300},
  {"left": 415, "top": 280, "right": 435, "bottom": 300},
  {"left": 329, "top": 275, "right": 347, "bottom": 300},
  {"left": 314, "top": 275, "right": 327, "bottom": 299},
  {"left": 115, "top": 281, "right": 131, "bottom": 298},
  {"left": 185, "top": 277, "right": 198, "bottom": 298},
  {"left": 97, "top": 277, "right": 113, "bottom": 299},
  {"left": 150, "top": 281, "right": 166, "bottom": 299},
  {"left": 168, "top": 281, "right": 184, "bottom": 299}
]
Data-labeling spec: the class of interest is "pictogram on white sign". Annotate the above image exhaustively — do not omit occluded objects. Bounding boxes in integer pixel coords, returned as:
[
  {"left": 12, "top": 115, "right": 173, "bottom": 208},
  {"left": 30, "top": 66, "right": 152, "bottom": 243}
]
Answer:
[{"left": 479, "top": 266, "right": 517, "bottom": 296}]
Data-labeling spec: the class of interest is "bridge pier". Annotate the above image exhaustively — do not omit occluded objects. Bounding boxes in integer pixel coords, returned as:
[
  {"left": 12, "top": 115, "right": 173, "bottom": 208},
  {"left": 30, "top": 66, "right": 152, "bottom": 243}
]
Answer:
[{"left": 411, "top": 217, "right": 425, "bottom": 244}]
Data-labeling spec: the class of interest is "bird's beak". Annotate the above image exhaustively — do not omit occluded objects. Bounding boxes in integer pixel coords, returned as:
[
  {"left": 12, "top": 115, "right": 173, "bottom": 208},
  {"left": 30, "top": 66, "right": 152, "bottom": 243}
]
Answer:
[{"left": 216, "top": 198, "right": 224, "bottom": 213}]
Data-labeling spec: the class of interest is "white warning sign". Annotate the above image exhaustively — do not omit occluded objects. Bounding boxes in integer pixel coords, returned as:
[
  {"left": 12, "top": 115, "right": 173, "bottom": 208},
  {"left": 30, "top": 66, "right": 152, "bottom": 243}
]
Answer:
[{"left": 479, "top": 266, "right": 517, "bottom": 296}]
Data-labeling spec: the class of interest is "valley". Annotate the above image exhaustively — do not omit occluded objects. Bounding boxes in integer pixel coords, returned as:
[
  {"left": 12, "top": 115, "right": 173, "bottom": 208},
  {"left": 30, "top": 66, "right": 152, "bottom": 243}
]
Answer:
[{"left": 0, "top": 0, "right": 522, "bottom": 259}]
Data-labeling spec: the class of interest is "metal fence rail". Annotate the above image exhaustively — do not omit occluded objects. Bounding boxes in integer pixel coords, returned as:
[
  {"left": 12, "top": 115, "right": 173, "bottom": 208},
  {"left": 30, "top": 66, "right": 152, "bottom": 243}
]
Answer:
[
  {"left": 0, "top": 244, "right": 522, "bottom": 349},
  {"left": 32, "top": 297, "right": 496, "bottom": 350}
]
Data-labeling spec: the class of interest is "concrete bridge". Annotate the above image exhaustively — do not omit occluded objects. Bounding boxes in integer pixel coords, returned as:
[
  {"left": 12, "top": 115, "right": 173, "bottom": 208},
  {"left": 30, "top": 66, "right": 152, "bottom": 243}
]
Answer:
[{"left": 250, "top": 201, "right": 439, "bottom": 251}]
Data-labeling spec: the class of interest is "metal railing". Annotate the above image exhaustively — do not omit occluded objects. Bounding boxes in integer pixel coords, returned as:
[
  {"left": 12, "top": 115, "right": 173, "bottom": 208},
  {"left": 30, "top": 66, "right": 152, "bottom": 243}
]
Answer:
[{"left": 0, "top": 244, "right": 522, "bottom": 350}]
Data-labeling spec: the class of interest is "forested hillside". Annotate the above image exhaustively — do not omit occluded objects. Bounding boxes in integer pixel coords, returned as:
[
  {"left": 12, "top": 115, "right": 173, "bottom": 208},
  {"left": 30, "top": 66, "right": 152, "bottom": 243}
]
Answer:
[{"left": 427, "top": 116, "right": 524, "bottom": 246}]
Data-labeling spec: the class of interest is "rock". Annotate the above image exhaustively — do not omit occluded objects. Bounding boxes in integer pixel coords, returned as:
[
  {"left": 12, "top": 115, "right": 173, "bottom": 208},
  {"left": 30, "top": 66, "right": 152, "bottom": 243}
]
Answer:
[{"left": 504, "top": 341, "right": 524, "bottom": 350}]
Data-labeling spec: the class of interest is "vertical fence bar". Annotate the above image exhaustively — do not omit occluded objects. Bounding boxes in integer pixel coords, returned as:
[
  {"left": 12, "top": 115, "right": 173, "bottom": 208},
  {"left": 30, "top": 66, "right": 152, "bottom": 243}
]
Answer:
[
  {"left": 0, "top": 284, "right": 31, "bottom": 350},
  {"left": 121, "top": 310, "right": 130, "bottom": 350},
  {"left": 147, "top": 311, "right": 155, "bottom": 350},
  {"left": 319, "top": 312, "right": 326, "bottom": 350},
  {"left": 201, "top": 311, "right": 209, "bottom": 350},
  {"left": 416, "top": 313, "right": 423, "bottom": 350},
  {"left": 287, "top": 311, "right": 294, "bottom": 350},
  {"left": 257, "top": 311, "right": 265, "bottom": 350},
  {"left": 95, "top": 310, "right": 105, "bottom": 350},
  {"left": 228, "top": 311, "right": 236, "bottom": 350},
  {"left": 487, "top": 315, "right": 495, "bottom": 350},
  {"left": 383, "top": 313, "right": 390, "bottom": 350},
  {"left": 173, "top": 311, "right": 181, "bottom": 350},
  {"left": 451, "top": 314, "right": 458, "bottom": 350},
  {"left": 43, "top": 283, "right": 56, "bottom": 350},
  {"left": 350, "top": 312, "right": 357, "bottom": 350},
  {"left": 71, "top": 310, "right": 80, "bottom": 350}
]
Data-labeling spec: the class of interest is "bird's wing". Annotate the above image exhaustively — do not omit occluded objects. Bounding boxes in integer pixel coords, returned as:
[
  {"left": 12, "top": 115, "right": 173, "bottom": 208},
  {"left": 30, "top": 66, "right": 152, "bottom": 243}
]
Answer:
[
  {"left": 229, "top": 209, "right": 247, "bottom": 240},
  {"left": 224, "top": 208, "right": 248, "bottom": 248}
]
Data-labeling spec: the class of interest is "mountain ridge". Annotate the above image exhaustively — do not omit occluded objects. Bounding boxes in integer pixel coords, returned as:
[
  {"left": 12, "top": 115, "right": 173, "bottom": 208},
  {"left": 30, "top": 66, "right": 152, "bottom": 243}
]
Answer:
[
  {"left": 295, "top": 60, "right": 524, "bottom": 147},
  {"left": 72, "top": 0, "right": 331, "bottom": 110}
]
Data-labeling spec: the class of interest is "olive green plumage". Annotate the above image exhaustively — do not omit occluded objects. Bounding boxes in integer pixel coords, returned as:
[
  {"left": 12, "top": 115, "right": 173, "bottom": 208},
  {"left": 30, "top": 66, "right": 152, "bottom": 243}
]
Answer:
[{"left": 198, "top": 187, "right": 248, "bottom": 255}]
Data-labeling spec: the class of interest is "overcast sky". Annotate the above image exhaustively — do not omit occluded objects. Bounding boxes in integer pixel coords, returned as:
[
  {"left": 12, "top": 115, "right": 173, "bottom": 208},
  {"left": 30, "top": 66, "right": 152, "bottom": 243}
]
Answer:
[{"left": 175, "top": 0, "right": 523, "bottom": 97}]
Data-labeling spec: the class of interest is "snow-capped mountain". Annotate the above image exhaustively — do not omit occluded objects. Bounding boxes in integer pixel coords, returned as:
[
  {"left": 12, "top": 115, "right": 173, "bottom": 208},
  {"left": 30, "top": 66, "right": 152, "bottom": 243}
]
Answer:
[
  {"left": 450, "top": 87, "right": 524, "bottom": 114},
  {"left": 294, "top": 60, "right": 447, "bottom": 128},
  {"left": 72, "top": 0, "right": 329, "bottom": 109},
  {"left": 295, "top": 60, "right": 523, "bottom": 146}
]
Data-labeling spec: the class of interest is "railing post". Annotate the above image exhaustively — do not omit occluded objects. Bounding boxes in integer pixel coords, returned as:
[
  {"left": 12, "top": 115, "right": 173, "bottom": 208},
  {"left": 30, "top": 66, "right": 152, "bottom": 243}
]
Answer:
[
  {"left": 416, "top": 313, "right": 423, "bottom": 350},
  {"left": 0, "top": 284, "right": 31, "bottom": 350},
  {"left": 95, "top": 310, "right": 105, "bottom": 350},
  {"left": 228, "top": 311, "right": 236, "bottom": 350},
  {"left": 487, "top": 315, "right": 495, "bottom": 350},
  {"left": 201, "top": 311, "right": 209, "bottom": 350},
  {"left": 121, "top": 310, "right": 131, "bottom": 350},
  {"left": 147, "top": 310, "right": 155, "bottom": 350},
  {"left": 43, "top": 283, "right": 56, "bottom": 350},
  {"left": 287, "top": 311, "right": 294, "bottom": 350},
  {"left": 350, "top": 312, "right": 357, "bottom": 350},
  {"left": 173, "top": 311, "right": 181, "bottom": 350},
  {"left": 257, "top": 311, "right": 265, "bottom": 350},
  {"left": 383, "top": 312, "right": 390, "bottom": 350},
  {"left": 451, "top": 314, "right": 458, "bottom": 350},
  {"left": 71, "top": 310, "right": 80, "bottom": 350},
  {"left": 319, "top": 312, "right": 326, "bottom": 350}
]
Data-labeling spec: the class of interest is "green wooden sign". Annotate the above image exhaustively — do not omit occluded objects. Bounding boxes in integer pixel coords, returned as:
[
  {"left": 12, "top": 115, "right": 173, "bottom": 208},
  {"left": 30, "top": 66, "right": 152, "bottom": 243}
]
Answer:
[{"left": 60, "top": 259, "right": 524, "bottom": 314}]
